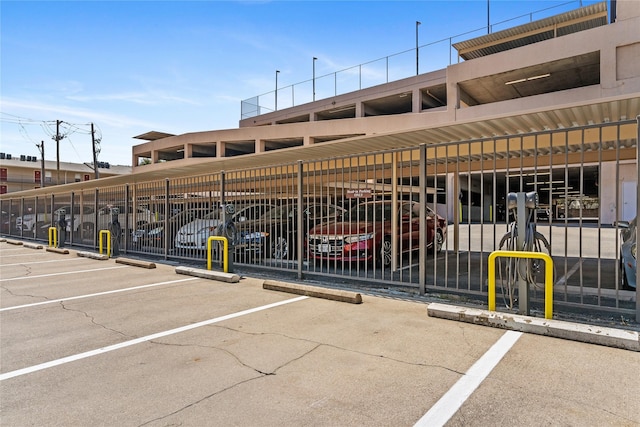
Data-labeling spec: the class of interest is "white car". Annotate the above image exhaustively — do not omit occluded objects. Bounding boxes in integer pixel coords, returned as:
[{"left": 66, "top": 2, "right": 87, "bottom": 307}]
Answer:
[{"left": 174, "top": 204, "right": 274, "bottom": 250}]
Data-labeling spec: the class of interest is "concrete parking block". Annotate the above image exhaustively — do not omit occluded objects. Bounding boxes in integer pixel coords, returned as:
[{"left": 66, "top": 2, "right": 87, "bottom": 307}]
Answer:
[
  {"left": 23, "top": 242, "right": 43, "bottom": 250},
  {"left": 427, "top": 302, "right": 640, "bottom": 352},
  {"left": 46, "top": 247, "right": 70, "bottom": 254},
  {"left": 5, "top": 240, "right": 23, "bottom": 246},
  {"left": 115, "top": 258, "right": 156, "bottom": 269},
  {"left": 263, "top": 279, "right": 363, "bottom": 304},
  {"left": 175, "top": 265, "right": 240, "bottom": 283},
  {"left": 76, "top": 251, "right": 109, "bottom": 260}
]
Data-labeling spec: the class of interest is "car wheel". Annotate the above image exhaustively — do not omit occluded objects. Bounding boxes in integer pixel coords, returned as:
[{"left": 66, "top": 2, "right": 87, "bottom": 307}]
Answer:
[
  {"left": 379, "top": 236, "right": 392, "bottom": 267},
  {"left": 270, "top": 236, "right": 289, "bottom": 260}
]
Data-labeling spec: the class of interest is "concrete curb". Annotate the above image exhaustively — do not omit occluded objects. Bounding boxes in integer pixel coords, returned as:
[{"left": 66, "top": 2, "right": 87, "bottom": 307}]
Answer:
[
  {"left": 115, "top": 258, "right": 156, "bottom": 269},
  {"left": 46, "top": 247, "right": 70, "bottom": 254},
  {"left": 263, "top": 280, "right": 363, "bottom": 304},
  {"left": 77, "top": 251, "right": 109, "bottom": 260},
  {"left": 175, "top": 266, "right": 240, "bottom": 283},
  {"left": 5, "top": 240, "right": 23, "bottom": 246},
  {"left": 23, "top": 242, "right": 43, "bottom": 250},
  {"left": 427, "top": 303, "right": 640, "bottom": 352}
]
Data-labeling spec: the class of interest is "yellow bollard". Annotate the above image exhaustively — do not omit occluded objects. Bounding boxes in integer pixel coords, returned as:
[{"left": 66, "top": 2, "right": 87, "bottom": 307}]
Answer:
[
  {"left": 488, "top": 250, "right": 554, "bottom": 319},
  {"left": 99, "top": 230, "right": 111, "bottom": 258},
  {"left": 207, "top": 236, "right": 229, "bottom": 273},
  {"left": 48, "top": 227, "right": 58, "bottom": 247}
]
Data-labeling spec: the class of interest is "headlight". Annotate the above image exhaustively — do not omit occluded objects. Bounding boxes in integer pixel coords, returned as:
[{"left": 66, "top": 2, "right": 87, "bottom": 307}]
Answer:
[{"left": 344, "top": 233, "right": 374, "bottom": 243}]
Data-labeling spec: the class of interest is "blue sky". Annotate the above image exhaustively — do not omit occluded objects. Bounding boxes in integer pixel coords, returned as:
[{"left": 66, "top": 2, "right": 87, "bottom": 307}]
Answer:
[{"left": 1, "top": 0, "right": 600, "bottom": 166}]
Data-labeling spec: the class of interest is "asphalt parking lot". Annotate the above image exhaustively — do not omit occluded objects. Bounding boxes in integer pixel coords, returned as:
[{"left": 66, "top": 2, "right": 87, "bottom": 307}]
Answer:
[{"left": 1, "top": 241, "right": 639, "bottom": 426}]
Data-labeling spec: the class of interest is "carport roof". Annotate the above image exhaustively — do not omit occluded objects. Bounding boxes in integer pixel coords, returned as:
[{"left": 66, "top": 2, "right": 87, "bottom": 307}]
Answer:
[
  {"left": 452, "top": 1, "right": 608, "bottom": 61},
  {"left": 2, "top": 96, "right": 638, "bottom": 198}
]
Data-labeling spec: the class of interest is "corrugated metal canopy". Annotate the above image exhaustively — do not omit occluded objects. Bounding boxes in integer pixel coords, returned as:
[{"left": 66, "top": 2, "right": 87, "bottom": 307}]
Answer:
[
  {"left": 453, "top": 2, "right": 608, "bottom": 60},
  {"left": 3, "top": 96, "right": 637, "bottom": 199}
]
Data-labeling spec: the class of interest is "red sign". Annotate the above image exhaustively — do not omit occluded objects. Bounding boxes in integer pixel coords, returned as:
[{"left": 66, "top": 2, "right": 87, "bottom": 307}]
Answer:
[
  {"left": 34, "top": 170, "right": 41, "bottom": 183},
  {"left": 84, "top": 174, "right": 91, "bottom": 181},
  {"left": 346, "top": 188, "right": 372, "bottom": 199}
]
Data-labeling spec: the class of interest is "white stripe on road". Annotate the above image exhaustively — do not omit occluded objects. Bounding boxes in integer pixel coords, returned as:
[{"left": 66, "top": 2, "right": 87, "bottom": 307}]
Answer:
[
  {"left": 0, "top": 295, "right": 309, "bottom": 381},
  {"left": 414, "top": 330, "right": 523, "bottom": 427},
  {"left": 1, "top": 258, "right": 87, "bottom": 267},
  {"left": 0, "top": 266, "right": 127, "bottom": 282},
  {"left": 555, "top": 259, "right": 583, "bottom": 286},
  {"left": 0, "top": 277, "right": 199, "bottom": 312}
]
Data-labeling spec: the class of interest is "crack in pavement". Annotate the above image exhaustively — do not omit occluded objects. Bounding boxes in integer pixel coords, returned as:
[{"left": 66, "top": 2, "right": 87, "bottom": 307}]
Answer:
[
  {"left": 0, "top": 284, "right": 54, "bottom": 303},
  {"left": 58, "top": 302, "right": 133, "bottom": 339},
  {"left": 138, "top": 324, "right": 464, "bottom": 426}
]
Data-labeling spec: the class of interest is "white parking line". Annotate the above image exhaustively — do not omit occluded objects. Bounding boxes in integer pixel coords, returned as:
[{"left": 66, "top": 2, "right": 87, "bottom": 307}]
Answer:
[
  {"left": 414, "top": 330, "right": 523, "bottom": 427},
  {"left": 555, "top": 258, "right": 584, "bottom": 286},
  {"left": 0, "top": 266, "right": 127, "bottom": 282},
  {"left": 0, "top": 277, "right": 199, "bottom": 312},
  {"left": 0, "top": 295, "right": 309, "bottom": 381},
  {"left": 1, "top": 258, "right": 87, "bottom": 267},
  {"left": 1, "top": 253, "right": 49, "bottom": 258}
]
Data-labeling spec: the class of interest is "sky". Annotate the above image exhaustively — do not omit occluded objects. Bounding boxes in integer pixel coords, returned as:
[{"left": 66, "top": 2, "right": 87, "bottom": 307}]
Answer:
[{"left": 1, "top": 0, "right": 602, "bottom": 167}]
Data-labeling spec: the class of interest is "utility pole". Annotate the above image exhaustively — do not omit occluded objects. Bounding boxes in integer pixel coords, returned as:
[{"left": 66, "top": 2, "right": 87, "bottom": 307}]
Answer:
[
  {"left": 53, "top": 120, "right": 63, "bottom": 185},
  {"left": 91, "top": 123, "right": 100, "bottom": 179},
  {"left": 37, "top": 140, "right": 45, "bottom": 188}
]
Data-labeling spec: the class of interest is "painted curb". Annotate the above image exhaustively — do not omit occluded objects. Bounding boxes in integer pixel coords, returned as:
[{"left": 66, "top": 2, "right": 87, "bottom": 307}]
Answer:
[
  {"left": 77, "top": 251, "right": 109, "bottom": 260},
  {"left": 115, "top": 258, "right": 156, "bottom": 269},
  {"left": 263, "top": 280, "right": 363, "bottom": 304},
  {"left": 175, "top": 266, "right": 240, "bottom": 283},
  {"left": 427, "top": 302, "right": 640, "bottom": 352}
]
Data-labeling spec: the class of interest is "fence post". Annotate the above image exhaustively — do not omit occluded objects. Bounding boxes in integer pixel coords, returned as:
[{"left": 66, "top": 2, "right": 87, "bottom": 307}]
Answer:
[
  {"left": 636, "top": 116, "right": 640, "bottom": 322},
  {"left": 297, "top": 160, "right": 304, "bottom": 280}
]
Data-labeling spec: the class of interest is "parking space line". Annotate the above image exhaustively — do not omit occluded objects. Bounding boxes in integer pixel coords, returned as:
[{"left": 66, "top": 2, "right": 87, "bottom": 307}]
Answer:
[
  {"left": 555, "top": 259, "right": 583, "bottom": 286},
  {"left": 0, "top": 277, "right": 200, "bottom": 312},
  {"left": 2, "top": 258, "right": 87, "bottom": 267},
  {"left": 1, "top": 253, "right": 49, "bottom": 258},
  {"left": 414, "top": 330, "right": 523, "bottom": 427},
  {"left": 0, "top": 266, "right": 127, "bottom": 282},
  {"left": 0, "top": 295, "right": 309, "bottom": 381}
]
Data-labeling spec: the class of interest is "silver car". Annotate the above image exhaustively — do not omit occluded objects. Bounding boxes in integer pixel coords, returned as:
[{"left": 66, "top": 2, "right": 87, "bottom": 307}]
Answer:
[{"left": 617, "top": 217, "right": 637, "bottom": 290}]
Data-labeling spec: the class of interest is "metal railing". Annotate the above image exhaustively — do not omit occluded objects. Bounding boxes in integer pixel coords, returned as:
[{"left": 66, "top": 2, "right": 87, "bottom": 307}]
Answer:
[
  {"left": 1, "top": 121, "right": 637, "bottom": 322},
  {"left": 241, "top": 0, "right": 592, "bottom": 119}
]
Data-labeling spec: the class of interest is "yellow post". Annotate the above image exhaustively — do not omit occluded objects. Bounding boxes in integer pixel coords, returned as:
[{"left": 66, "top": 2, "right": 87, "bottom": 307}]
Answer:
[
  {"left": 488, "top": 250, "right": 554, "bottom": 319},
  {"left": 48, "top": 227, "right": 58, "bottom": 247},
  {"left": 99, "top": 230, "right": 111, "bottom": 258},
  {"left": 207, "top": 236, "right": 229, "bottom": 273}
]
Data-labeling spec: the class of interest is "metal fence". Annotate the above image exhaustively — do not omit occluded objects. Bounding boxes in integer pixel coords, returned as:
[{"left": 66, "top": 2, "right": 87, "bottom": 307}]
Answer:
[{"left": 2, "top": 121, "right": 638, "bottom": 321}]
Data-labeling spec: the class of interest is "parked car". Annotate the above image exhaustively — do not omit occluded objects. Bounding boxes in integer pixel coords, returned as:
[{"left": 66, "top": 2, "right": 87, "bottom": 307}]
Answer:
[
  {"left": 1, "top": 210, "right": 14, "bottom": 234},
  {"left": 174, "top": 204, "right": 274, "bottom": 251},
  {"left": 306, "top": 200, "right": 446, "bottom": 267},
  {"left": 132, "top": 207, "right": 212, "bottom": 248},
  {"left": 237, "top": 203, "right": 346, "bottom": 260},
  {"left": 617, "top": 217, "right": 637, "bottom": 290}
]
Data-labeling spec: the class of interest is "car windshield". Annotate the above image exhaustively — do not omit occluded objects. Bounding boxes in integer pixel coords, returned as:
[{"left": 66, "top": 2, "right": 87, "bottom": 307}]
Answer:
[{"left": 345, "top": 203, "right": 392, "bottom": 222}]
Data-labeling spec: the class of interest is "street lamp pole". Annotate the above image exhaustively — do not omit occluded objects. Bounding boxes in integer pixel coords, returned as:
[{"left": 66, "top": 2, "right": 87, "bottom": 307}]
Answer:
[
  {"left": 416, "top": 21, "right": 421, "bottom": 75},
  {"left": 275, "top": 70, "right": 280, "bottom": 111},
  {"left": 313, "top": 57, "right": 317, "bottom": 101}
]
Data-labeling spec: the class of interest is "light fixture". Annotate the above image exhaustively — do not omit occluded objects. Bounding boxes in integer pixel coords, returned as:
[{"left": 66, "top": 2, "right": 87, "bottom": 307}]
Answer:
[{"left": 505, "top": 73, "right": 551, "bottom": 85}]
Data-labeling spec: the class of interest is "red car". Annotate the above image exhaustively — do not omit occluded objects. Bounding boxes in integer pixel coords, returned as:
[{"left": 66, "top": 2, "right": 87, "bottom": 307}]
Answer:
[{"left": 306, "top": 200, "right": 446, "bottom": 267}]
